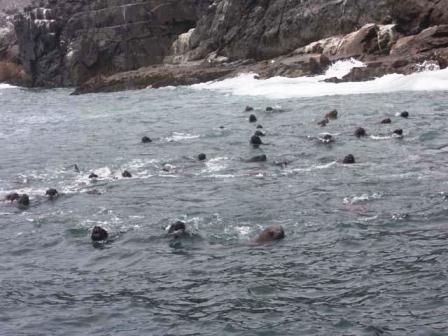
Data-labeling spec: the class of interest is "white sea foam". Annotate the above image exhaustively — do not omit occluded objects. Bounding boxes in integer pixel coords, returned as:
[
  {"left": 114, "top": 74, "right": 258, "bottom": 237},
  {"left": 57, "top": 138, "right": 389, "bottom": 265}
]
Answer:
[
  {"left": 192, "top": 59, "right": 448, "bottom": 98},
  {"left": 0, "top": 83, "right": 17, "bottom": 90},
  {"left": 165, "top": 132, "right": 200, "bottom": 142}
]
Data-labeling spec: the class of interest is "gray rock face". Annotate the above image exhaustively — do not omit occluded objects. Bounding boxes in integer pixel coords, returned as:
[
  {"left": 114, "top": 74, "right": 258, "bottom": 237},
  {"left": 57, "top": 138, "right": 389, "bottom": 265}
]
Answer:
[
  {"left": 14, "top": 0, "right": 211, "bottom": 86},
  {"left": 188, "top": 0, "right": 393, "bottom": 61}
]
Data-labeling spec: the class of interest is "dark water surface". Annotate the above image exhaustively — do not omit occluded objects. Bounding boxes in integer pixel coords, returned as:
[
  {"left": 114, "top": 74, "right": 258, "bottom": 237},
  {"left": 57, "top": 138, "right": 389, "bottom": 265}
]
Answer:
[{"left": 1, "top": 86, "right": 448, "bottom": 335}]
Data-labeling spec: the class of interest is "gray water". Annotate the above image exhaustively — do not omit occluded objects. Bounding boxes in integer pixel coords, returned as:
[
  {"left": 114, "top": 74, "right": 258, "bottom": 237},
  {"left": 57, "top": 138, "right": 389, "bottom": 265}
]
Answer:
[{"left": 1, "top": 86, "right": 448, "bottom": 336}]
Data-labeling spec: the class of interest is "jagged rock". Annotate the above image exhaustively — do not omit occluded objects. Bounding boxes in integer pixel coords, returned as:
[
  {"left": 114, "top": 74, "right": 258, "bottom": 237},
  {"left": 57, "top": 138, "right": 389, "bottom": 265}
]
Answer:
[
  {"left": 14, "top": 0, "right": 211, "bottom": 86},
  {"left": 189, "top": 0, "right": 393, "bottom": 61}
]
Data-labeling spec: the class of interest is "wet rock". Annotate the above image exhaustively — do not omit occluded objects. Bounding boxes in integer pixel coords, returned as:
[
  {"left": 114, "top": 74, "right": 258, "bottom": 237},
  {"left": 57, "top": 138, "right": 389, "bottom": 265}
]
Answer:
[
  {"left": 343, "top": 154, "right": 356, "bottom": 164},
  {"left": 91, "top": 226, "right": 108, "bottom": 242},
  {"left": 354, "top": 127, "right": 367, "bottom": 138},
  {"left": 45, "top": 188, "right": 58, "bottom": 198},
  {"left": 141, "top": 136, "right": 152, "bottom": 143},
  {"left": 380, "top": 118, "right": 392, "bottom": 124},
  {"left": 249, "top": 114, "right": 257, "bottom": 123},
  {"left": 198, "top": 153, "right": 207, "bottom": 161},
  {"left": 122, "top": 170, "right": 132, "bottom": 178}
]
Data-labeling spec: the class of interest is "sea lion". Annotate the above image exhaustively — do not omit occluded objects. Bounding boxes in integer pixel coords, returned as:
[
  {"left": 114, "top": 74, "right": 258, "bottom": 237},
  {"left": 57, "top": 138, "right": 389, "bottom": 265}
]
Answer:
[
  {"left": 380, "top": 118, "right": 391, "bottom": 124},
  {"left": 254, "top": 130, "right": 266, "bottom": 137},
  {"left": 325, "top": 109, "right": 338, "bottom": 120},
  {"left": 266, "top": 106, "right": 274, "bottom": 112},
  {"left": 393, "top": 129, "right": 403, "bottom": 136},
  {"left": 343, "top": 154, "right": 355, "bottom": 164},
  {"left": 91, "top": 226, "right": 108, "bottom": 241},
  {"left": 17, "top": 194, "right": 30, "bottom": 208},
  {"left": 250, "top": 135, "right": 263, "bottom": 146},
  {"left": 400, "top": 111, "right": 409, "bottom": 118},
  {"left": 318, "top": 119, "right": 329, "bottom": 127},
  {"left": 251, "top": 225, "right": 285, "bottom": 244},
  {"left": 122, "top": 170, "right": 132, "bottom": 178},
  {"left": 256, "top": 124, "right": 263, "bottom": 129},
  {"left": 45, "top": 188, "right": 58, "bottom": 198},
  {"left": 354, "top": 127, "right": 367, "bottom": 138},
  {"left": 198, "top": 153, "right": 207, "bottom": 161},
  {"left": 89, "top": 172, "right": 98, "bottom": 179},
  {"left": 249, "top": 114, "right": 257, "bottom": 123},
  {"left": 245, "top": 154, "right": 267, "bottom": 163},
  {"left": 73, "top": 164, "right": 80, "bottom": 173},
  {"left": 166, "top": 221, "right": 188, "bottom": 238},
  {"left": 319, "top": 134, "right": 334, "bottom": 143},
  {"left": 141, "top": 136, "right": 152, "bottom": 143},
  {"left": 5, "top": 192, "right": 19, "bottom": 202},
  {"left": 245, "top": 106, "right": 254, "bottom": 112}
]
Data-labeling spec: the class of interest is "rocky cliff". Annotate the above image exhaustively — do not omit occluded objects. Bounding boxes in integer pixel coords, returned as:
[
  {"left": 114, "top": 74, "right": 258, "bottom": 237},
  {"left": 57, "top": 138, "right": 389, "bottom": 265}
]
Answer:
[
  {"left": 13, "top": 0, "right": 211, "bottom": 86},
  {"left": 5, "top": 0, "right": 448, "bottom": 92}
]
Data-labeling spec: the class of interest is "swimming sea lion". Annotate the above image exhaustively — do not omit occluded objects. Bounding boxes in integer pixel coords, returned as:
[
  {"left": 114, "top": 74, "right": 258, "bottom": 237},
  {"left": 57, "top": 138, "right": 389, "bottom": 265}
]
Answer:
[
  {"left": 380, "top": 118, "right": 391, "bottom": 124},
  {"left": 89, "top": 173, "right": 98, "bottom": 179},
  {"left": 354, "top": 127, "right": 367, "bottom": 138},
  {"left": 91, "top": 226, "right": 108, "bottom": 241},
  {"left": 5, "top": 192, "right": 19, "bottom": 202},
  {"left": 45, "top": 188, "right": 58, "bottom": 198},
  {"left": 198, "top": 153, "right": 207, "bottom": 161},
  {"left": 245, "top": 106, "right": 254, "bottom": 112},
  {"left": 141, "top": 136, "right": 152, "bottom": 143},
  {"left": 343, "top": 154, "right": 355, "bottom": 164},
  {"left": 325, "top": 109, "right": 338, "bottom": 120},
  {"left": 400, "top": 111, "right": 409, "bottom": 118},
  {"left": 166, "top": 221, "right": 188, "bottom": 238},
  {"left": 250, "top": 135, "right": 263, "bottom": 146},
  {"left": 17, "top": 194, "right": 30, "bottom": 208},
  {"left": 318, "top": 119, "right": 329, "bottom": 127},
  {"left": 251, "top": 225, "right": 285, "bottom": 244},
  {"left": 122, "top": 170, "right": 132, "bottom": 178},
  {"left": 393, "top": 129, "right": 403, "bottom": 136},
  {"left": 249, "top": 114, "right": 257, "bottom": 123}
]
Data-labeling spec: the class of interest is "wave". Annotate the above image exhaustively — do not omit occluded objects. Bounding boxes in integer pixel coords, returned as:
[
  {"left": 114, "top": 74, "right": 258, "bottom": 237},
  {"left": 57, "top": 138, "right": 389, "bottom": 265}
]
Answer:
[
  {"left": 192, "top": 59, "right": 448, "bottom": 99},
  {"left": 0, "top": 83, "right": 17, "bottom": 90}
]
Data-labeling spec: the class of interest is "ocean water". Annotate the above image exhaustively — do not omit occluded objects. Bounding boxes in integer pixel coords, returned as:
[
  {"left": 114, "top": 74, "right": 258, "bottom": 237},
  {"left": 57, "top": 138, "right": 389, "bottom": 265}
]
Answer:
[{"left": 1, "top": 62, "right": 448, "bottom": 335}]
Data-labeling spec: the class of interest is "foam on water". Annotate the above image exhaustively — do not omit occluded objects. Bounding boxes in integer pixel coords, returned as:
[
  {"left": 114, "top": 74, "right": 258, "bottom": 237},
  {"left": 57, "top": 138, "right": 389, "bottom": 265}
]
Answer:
[{"left": 192, "top": 59, "right": 448, "bottom": 98}]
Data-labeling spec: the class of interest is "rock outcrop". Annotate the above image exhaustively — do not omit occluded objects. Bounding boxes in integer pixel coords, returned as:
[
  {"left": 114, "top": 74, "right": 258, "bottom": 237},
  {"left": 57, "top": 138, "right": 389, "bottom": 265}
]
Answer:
[
  {"left": 3, "top": 0, "right": 448, "bottom": 92},
  {"left": 14, "top": 0, "right": 211, "bottom": 86}
]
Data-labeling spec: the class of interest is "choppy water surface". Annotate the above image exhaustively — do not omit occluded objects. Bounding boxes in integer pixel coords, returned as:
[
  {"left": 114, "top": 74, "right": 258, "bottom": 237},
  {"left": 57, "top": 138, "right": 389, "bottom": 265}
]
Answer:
[{"left": 1, "top": 81, "right": 448, "bottom": 335}]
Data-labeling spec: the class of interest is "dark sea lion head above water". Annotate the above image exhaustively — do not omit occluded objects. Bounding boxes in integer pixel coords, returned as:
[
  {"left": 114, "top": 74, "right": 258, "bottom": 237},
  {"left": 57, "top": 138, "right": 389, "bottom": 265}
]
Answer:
[
  {"left": 198, "top": 153, "right": 207, "bottom": 161},
  {"left": 167, "top": 221, "right": 188, "bottom": 238},
  {"left": 91, "top": 226, "right": 108, "bottom": 241},
  {"left": 393, "top": 129, "right": 403, "bottom": 136},
  {"left": 141, "top": 136, "right": 152, "bottom": 143},
  {"left": 249, "top": 114, "right": 257, "bottom": 123},
  {"left": 318, "top": 118, "right": 329, "bottom": 127},
  {"left": 17, "top": 194, "right": 30, "bottom": 208},
  {"left": 5, "top": 192, "right": 19, "bottom": 202},
  {"left": 45, "top": 188, "right": 58, "bottom": 198},
  {"left": 252, "top": 225, "right": 285, "bottom": 244},
  {"left": 89, "top": 172, "right": 98, "bottom": 179},
  {"left": 245, "top": 106, "right": 254, "bottom": 112},
  {"left": 254, "top": 130, "right": 266, "bottom": 137},
  {"left": 380, "top": 118, "right": 392, "bottom": 124},
  {"left": 319, "top": 134, "right": 334, "bottom": 143},
  {"left": 343, "top": 154, "right": 355, "bottom": 164},
  {"left": 250, "top": 135, "right": 263, "bottom": 146},
  {"left": 122, "top": 170, "right": 132, "bottom": 178},
  {"left": 256, "top": 124, "right": 263, "bottom": 129},
  {"left": 266, "top": 106, "right": 274, "bottom": 112},
  {"left": 400, "top": 111, "right": 409, "bottom": 118},
  {"left": 325, "top": 109, "right": 338, "bottom": 120},
  {"left": 354, "top": 127, "right": 367, "bottom": 138}
]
